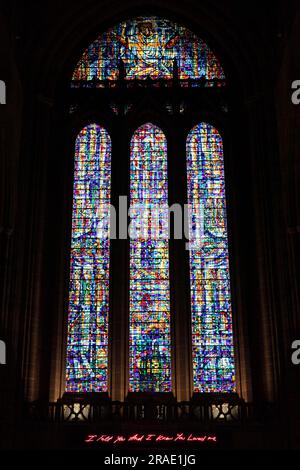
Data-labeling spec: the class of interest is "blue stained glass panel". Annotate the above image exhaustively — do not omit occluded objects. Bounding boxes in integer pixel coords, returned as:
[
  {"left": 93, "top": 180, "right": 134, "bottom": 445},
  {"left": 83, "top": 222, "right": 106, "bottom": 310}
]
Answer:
[
  {"left": 66, "top": 124, "right": 111, "bottom": 392},
  {"left": 187, "top": 123, "right": 236, "bottom": 393},
  {"left": 129, "top": 123, "right": 171, "bottom": 392}
]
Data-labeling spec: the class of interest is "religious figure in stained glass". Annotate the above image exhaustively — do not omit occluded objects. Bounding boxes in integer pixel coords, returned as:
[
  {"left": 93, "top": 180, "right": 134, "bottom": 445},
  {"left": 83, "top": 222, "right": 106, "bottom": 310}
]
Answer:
[{"left": 115, "top": 20, "right": 179, "bottom": 79}]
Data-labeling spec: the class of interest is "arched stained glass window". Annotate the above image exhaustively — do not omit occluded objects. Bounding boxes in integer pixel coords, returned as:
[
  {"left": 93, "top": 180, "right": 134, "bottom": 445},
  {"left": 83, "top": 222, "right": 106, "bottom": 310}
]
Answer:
[
  {"left": 66, "top": 124, "right": 111, "bottom": 392},
  {"left": 67, "top": 16, "right": 237, "bottom": 399},
  {"left": 72, "top": 16, "right": 225, "bottom": 84},
  {"left": 187, "top": 123, "right": 236, "bottom": 393},
  {"left": 129, "top": 123, "right": 171, "bottom": 392}
]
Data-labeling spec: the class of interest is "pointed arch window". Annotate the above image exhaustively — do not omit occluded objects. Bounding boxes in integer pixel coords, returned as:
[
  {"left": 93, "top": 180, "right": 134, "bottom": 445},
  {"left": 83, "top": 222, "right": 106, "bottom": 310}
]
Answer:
[
  {"left": 129, "top": 123, "right": 171, "bottom": 392},
  {"left": 66, "top": 124, "right": 111, "bottom": 392},
  {"left": 187, "top": 123, "right": 235, "bottom": 392}
]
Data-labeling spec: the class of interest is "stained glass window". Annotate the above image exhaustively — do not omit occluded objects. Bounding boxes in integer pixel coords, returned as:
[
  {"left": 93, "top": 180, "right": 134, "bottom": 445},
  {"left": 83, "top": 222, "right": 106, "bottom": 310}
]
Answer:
[
  {"left": 72, "top": 16, "right": 225, "bottom": 84},
  {"left": 129, "top": 123, "right": 171, "bottom": 392},
  {"left": 66, "top": 124, "right": 111, "bottom": 392},
  {"left": 187, "top": 123, "right": 236, "bottom": 392}
]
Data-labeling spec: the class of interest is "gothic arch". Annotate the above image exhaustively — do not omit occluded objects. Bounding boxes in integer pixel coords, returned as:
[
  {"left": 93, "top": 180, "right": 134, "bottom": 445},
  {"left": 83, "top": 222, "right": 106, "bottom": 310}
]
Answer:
[{"left": 15, "top": 3, "right": 283, "bottom": 410}]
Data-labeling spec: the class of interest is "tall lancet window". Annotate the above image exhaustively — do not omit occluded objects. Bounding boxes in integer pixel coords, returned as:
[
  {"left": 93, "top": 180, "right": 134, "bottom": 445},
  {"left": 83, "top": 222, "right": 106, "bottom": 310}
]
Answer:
[
  {"left": 129, "top": 123, "right": 171, "bottom": 392},
  {"left": 66, "top": 124, "right": 111, "bottom": 392},
  {"left": 187, "top": 123, "right": 236, "bottom": 392}
]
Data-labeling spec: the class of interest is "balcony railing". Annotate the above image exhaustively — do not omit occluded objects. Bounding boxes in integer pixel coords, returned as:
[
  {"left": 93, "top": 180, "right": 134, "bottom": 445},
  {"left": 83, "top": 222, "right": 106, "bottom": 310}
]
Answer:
[{"left": 24, "top": 399, "right": 275, "bottom": 428}]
